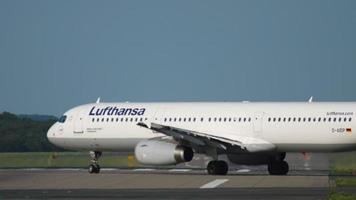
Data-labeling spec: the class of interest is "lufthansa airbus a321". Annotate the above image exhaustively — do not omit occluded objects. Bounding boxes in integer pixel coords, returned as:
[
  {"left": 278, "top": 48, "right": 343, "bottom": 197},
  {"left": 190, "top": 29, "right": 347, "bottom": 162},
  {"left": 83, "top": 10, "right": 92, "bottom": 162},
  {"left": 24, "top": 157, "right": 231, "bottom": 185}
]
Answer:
[{"left": 47, "top": 99, "right": 356, "bottom": 175}]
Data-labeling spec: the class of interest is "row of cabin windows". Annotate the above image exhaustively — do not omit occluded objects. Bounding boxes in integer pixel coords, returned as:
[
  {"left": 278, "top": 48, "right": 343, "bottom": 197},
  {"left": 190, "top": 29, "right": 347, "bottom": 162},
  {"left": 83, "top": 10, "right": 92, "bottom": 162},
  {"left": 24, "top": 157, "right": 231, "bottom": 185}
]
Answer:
[
  {"left": 91, "top": 116, "right": 353, "bottom": 123},
  {"left": 268, "top": 117, "right": 352, "bottom": 122},
  {"left": 164, "top": 117, "right": 251, "bottom": 122},
  {"left": 92, "top": 117, "right": 148, "bottom": 123}
]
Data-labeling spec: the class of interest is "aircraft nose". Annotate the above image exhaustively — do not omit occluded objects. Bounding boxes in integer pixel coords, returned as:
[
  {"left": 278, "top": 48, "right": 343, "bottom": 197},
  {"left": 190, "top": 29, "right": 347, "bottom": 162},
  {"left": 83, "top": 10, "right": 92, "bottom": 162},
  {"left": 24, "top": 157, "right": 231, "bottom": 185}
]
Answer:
[{"left": 47, "top": 123, "right": 57, "bottom": 144}]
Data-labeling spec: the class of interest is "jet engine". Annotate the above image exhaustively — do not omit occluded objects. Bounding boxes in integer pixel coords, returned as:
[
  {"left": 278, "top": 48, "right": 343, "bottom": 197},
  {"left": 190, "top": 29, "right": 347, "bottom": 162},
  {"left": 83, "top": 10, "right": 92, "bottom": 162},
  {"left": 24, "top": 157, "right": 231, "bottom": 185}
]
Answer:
[{"left": 134, "top": 140, "right": 194, "bottom": 165}]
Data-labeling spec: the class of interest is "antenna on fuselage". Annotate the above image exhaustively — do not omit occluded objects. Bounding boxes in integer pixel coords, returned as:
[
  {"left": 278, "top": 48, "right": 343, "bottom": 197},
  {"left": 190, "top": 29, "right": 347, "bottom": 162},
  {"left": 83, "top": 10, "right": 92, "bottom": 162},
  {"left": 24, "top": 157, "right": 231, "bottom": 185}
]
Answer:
[
  {"left": 96, "top": 97, "right": 101, "bottom": 103},
  {"left": 308, "top": 96, "right": 313, "bottom": 103}
]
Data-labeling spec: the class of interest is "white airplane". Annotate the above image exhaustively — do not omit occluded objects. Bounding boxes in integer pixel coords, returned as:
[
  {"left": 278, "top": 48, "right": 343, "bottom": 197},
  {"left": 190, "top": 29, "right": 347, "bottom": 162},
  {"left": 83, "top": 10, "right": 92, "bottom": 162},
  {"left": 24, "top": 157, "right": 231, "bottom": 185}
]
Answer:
[{"left": 47, "top": 99, "right": 356, "bottom": 175}]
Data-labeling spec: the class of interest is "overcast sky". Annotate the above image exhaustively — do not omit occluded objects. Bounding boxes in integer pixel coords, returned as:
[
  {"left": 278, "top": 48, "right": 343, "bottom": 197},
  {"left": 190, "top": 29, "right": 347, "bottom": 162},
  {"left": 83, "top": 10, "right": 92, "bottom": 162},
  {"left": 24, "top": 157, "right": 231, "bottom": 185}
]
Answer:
[{"left": 0, "top": 0, "right": 356, "bottom": 116}]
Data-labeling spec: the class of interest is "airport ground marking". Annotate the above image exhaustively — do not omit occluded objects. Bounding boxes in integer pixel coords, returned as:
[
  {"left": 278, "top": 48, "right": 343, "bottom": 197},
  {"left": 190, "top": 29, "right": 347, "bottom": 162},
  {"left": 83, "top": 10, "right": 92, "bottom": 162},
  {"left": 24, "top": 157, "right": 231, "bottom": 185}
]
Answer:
[
  {"left": 168, "top": 169, "right": 191, "bottom": 172},
  {"left": 133, "top": 168, "right": 156, "bottom": 171},
  {"left": 200, "top": 179, "right": 229, "bottom": 189}
]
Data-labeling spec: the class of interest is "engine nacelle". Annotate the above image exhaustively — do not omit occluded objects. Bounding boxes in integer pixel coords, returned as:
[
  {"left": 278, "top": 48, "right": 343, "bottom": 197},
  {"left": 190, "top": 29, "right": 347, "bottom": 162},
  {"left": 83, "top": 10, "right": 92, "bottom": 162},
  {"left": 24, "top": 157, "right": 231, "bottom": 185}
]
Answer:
[{"left": 134, "top": 140, "right": 194, "bottom": 165}]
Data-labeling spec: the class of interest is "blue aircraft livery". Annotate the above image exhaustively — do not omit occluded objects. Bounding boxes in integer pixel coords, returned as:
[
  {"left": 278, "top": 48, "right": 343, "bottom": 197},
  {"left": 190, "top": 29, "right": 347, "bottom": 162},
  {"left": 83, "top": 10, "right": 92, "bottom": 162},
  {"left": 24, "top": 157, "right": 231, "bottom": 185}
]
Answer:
[{"left": 89, "top": 106, "right": 146, "bottom": 116}]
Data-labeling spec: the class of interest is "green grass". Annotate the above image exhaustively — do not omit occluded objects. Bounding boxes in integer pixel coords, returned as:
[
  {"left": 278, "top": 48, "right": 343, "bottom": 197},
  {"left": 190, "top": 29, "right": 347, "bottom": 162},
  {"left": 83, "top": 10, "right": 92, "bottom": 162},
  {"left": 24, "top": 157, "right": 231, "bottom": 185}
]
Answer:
[
  {"left": 335, "top": 178, "right": 356, "bottom": 187},
  {"left": 329, "top": 192, "right": 356, "bottom": 200},
  {"left": 330, "top": 152, "right": 356, "bottom": 175},
  {"left": 0, "top": 152, "right": 139, "bottom": 168}
]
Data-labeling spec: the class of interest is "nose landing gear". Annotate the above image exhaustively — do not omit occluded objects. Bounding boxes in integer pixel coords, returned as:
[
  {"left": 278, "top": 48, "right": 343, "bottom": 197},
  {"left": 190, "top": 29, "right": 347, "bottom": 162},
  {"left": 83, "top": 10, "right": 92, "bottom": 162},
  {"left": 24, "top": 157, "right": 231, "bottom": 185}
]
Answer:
[{"left": 88, "top": 151, "right": 102, "bottom": 174}]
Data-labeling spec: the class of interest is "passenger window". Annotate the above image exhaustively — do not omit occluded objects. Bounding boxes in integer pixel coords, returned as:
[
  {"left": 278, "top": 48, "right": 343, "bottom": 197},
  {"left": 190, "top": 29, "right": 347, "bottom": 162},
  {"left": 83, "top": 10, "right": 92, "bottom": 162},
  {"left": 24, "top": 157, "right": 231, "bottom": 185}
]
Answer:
[
  {"left": 97, "top": 118, "right": 100, "bottom": 122},
  {"left": 344, "top": 117, "right": 347, "bottom": 122},
  {"left": 111, "top": 118, "right": 114, "bottom": 122},
  {"left": 178, "top": 118, "right": 182, "bottom": 122},
  {"left": 349, "top": 118, "right": 352, "bottom": 122},
  {"left": 283, "top": 118, "right": 286, "bottom": 122},
  {"left": 318, "top": 117, "right": 321, "bottom": 122},
  {"left": 208, "top": 118, "right": 211, "bottom": 122},
  {"left": 333, "top": 118, "right": 337, "bottom": 122},
  {"left": 268, "top": 118, "right": 271, "bottom": 122},
  {"left": 92, "top": 118, "right": 95, "bottom": 122},
  {"left": 174, "top": 118, "right": 177, "bottom": 122},
  {"left": 339, "top": 118, "right": 342, "bottom": 122},
  {"left": 201, "top": 118, "right": 204, "bottom": 122}
]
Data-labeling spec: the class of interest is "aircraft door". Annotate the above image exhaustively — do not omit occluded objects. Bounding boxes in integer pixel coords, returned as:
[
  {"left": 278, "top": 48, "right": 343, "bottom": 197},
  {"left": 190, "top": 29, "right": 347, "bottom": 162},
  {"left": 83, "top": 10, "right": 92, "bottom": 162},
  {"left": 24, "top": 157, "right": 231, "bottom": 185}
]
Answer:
[
  {"left": 253, "top": 112, "right": 264, "bottom": 134},
  {"left": 73, "top": 109, "right": 85, "bottom": 134}
]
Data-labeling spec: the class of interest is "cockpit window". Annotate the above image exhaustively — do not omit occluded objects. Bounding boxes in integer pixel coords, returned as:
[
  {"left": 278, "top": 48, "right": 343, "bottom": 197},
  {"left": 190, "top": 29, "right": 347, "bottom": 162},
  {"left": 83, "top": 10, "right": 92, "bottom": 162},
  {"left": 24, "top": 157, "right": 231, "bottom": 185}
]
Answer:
[{"left": 58, "top": 115, "right": 67, "bottom": 123}]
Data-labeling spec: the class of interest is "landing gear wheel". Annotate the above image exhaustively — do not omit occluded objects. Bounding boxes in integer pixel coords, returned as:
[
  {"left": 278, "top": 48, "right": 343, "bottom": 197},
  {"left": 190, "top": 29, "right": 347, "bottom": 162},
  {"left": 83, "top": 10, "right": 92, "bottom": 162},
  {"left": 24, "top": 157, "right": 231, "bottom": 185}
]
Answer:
[
  {"left": 88, "top": 151, "right": 102, "bottom": 174},
  {"left": 88, "top": 164, "right": 100, "bottom": 174},
  {"left": 207, "top": 160, "right": 228, "bottom": 175},
  {"left": 268, "top": 161, "right": 289, "bottom": 175}
]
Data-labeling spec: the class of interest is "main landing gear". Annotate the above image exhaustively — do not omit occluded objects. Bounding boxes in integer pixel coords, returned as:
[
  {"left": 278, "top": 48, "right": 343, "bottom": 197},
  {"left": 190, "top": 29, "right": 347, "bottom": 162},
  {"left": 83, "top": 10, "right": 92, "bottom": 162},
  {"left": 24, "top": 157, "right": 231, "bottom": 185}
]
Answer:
[
  {"left": 207, "top": 160, "right": 229, "bottom": 175},
  {"left": 88, "top": 151, "right": 102, "bottom": 174},
  {"left": 267, "top": 153, "right": 289, "bottom": 175}
]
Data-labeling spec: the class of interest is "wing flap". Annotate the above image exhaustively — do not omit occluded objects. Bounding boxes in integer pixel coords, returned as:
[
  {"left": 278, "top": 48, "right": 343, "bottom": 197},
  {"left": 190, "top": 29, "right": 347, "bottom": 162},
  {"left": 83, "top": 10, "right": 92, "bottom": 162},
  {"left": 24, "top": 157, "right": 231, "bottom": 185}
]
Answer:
[{"left": 137, "top": 122, "right": 276, "bottom": 153}]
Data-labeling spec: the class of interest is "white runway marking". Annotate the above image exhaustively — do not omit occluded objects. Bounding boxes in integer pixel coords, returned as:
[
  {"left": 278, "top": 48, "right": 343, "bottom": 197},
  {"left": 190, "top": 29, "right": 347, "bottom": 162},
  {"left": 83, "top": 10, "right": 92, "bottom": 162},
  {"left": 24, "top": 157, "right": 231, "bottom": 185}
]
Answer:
[
  {"left": 133, "top": 168, "right": 156, "bottom": 171},
  {"left": 236, "top": 169, "right": 251, "bottom": 173},
  {"left": 168, "top": 169, "right": 191, "bottom": 172},
  {"left": 101, "top": 168, "right": 119, "bottom": 171},
  {"left": 20, "top": 168, "right": 81, "bottom": 171},
  {"left": 200, "top": 179, "right": 229, "bottom": 189}
]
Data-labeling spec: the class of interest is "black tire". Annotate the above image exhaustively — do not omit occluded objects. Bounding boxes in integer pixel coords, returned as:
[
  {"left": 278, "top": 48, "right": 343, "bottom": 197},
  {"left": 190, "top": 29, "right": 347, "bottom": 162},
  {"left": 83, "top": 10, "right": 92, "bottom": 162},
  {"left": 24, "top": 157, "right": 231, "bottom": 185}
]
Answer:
[
  {"left": 268, "top": 161, "right": 289, "bottom": 175},
  {"left": 88, "top": 164, "right": 96, "bottom": 174},
  {"left": 94, "top": 164, "right": 101, "bottom": 174},
  {"left": 207, "top": 160, "right": 228, "bottom": 175}
]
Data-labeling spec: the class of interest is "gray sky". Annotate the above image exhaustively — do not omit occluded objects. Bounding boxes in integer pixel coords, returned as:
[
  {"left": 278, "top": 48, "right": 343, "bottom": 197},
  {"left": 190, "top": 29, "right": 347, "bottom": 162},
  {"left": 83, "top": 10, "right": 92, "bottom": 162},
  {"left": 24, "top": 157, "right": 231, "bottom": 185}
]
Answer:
[{"left": 0, "top": 0, "right": 356, "bottom": 116}]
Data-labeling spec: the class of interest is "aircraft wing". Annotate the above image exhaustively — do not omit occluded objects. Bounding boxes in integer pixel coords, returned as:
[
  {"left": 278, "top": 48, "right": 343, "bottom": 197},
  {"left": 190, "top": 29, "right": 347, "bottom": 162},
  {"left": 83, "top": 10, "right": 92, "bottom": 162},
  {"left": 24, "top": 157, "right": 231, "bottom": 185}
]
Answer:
[{"left": 137, "top": 122, "right": 275, "bottom": 153}]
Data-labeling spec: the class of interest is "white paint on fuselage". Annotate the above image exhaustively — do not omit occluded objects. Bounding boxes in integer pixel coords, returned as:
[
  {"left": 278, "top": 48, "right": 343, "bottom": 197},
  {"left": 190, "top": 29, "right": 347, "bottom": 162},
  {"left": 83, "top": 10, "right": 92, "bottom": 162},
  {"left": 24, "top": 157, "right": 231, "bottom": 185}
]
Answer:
[{"left": 47, "top": 102, "right": 356, "bottom": 152}]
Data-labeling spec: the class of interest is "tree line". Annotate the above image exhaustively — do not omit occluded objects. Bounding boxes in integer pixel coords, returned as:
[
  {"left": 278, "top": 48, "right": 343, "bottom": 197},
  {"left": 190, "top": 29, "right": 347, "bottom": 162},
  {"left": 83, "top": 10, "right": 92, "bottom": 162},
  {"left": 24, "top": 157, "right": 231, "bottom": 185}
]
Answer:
[{"left": 0, "top": 112, "right": 63, "bottom": 152}]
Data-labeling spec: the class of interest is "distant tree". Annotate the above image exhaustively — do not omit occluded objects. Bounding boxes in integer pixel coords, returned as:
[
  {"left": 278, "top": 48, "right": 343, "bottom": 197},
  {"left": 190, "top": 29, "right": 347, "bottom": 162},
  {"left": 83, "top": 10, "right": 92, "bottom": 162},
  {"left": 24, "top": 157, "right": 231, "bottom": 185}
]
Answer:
[{"left": 0, "top": 112, "right": 64, "bottom": 152}]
